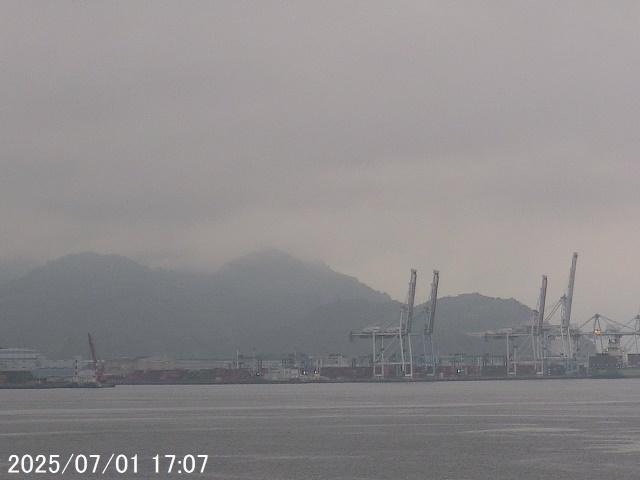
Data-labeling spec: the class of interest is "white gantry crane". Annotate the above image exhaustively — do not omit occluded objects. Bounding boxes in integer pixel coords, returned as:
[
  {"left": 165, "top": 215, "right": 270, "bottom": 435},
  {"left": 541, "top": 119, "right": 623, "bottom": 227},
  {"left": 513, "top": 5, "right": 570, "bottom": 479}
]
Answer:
[
  {"left": 578, "top": 313, "right": 640, "bottom": 360},
  {"left": 350, "top": 269, "right": 440, "bottom": 379},
  {"left": 473, "top": 252, "right": 581, "bottom": 377},
  {"left": 532, "top": 275, "right": 547, "bottom": 375},
  {"left": 560, "top": 252, "right": 578, "bottom": 367},
  {"left": 422, "top": 270, "right": 440, "bottom": 376},
  {"left": 350, "top": 269, "right": 418, "bottom": 378}
]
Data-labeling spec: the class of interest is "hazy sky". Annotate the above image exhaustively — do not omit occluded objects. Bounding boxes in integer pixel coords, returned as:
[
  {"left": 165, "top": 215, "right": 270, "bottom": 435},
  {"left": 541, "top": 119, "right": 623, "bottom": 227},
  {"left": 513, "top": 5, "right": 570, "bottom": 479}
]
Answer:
[{"left": 2, "top": 1, "right": 639, "bottom": 324}]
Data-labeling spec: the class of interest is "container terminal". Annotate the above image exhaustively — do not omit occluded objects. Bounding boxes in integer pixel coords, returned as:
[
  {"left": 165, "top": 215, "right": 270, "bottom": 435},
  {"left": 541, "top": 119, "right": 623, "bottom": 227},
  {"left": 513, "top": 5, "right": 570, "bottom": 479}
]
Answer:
[{"left": 2, "top": 253, "right": 640, "bottom": 387}]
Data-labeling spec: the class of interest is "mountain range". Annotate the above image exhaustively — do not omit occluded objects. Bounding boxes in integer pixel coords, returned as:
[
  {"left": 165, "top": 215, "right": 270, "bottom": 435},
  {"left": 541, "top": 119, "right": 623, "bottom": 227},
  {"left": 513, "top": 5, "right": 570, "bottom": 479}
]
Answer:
[{"left": 0, "top": 250, "right": 532, "bottom": 360}]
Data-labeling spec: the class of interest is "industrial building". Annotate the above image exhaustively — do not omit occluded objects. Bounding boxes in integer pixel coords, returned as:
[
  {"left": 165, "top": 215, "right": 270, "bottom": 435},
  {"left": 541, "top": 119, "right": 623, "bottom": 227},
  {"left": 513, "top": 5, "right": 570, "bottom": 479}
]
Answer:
[{"left": 0, "top": 347, "right": 82, "bottom": 384}]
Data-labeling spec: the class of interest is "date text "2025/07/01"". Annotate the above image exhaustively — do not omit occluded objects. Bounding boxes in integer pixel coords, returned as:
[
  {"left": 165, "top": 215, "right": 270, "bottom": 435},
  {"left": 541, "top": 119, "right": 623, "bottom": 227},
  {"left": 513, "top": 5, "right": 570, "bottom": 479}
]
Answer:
[{"left": 4, "top": 454, "right": 209, "bottom": 475}]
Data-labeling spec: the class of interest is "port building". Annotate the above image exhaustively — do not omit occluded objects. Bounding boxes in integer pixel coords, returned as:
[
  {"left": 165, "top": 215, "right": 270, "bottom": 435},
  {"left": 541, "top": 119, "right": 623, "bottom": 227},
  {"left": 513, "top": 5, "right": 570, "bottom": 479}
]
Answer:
[{"left": 0, "top": 348, "right": 81, "bottom": 384}]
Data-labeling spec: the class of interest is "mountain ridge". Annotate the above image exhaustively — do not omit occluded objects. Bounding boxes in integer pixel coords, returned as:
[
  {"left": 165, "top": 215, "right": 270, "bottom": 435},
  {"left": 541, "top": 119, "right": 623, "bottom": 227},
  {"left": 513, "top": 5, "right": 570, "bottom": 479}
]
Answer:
[{"left": 0, "top": 250, "right": 531, "bottom": 359}]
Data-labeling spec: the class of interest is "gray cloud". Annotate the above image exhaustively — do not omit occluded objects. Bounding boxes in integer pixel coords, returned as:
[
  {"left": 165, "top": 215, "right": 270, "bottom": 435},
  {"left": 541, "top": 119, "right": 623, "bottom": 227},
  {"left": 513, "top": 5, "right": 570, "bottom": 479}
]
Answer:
[{"left": 1, "top": 1, "right": 639, "bottom": 322}]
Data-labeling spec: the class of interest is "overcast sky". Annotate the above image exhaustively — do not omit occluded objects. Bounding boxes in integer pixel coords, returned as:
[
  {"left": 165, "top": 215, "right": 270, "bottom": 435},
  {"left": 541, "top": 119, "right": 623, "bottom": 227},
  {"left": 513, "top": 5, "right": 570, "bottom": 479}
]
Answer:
[{"left": 2, "top": 1, "right": 639, "bottom": 324}]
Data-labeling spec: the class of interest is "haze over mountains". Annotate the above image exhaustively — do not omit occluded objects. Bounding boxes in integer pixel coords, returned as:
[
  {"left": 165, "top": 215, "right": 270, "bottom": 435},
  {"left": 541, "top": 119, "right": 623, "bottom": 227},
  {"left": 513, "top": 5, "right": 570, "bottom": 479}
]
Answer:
[{"left": 0, "top": 250, "right": 532, "bottom": 360}]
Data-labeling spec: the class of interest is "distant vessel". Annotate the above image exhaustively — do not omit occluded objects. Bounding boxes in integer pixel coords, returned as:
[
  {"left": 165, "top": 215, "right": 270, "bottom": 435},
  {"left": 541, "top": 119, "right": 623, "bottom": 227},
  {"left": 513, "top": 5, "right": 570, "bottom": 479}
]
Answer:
[{"left": 588, "top": 352, "right": 640, "bottom": 378}]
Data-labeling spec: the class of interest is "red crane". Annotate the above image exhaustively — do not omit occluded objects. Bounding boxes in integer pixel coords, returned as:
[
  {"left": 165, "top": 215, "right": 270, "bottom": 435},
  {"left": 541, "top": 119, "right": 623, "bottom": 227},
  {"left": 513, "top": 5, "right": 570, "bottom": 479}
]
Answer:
[{"left": 88, "top": 333, "right": 107, "bottom": 383}]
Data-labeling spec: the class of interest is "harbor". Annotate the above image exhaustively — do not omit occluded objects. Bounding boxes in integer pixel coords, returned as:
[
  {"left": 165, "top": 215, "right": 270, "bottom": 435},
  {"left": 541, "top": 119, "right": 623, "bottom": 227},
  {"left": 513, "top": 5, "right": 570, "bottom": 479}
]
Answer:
[{"left": 3, "top": 253, "right": 640, "bottom": 387}]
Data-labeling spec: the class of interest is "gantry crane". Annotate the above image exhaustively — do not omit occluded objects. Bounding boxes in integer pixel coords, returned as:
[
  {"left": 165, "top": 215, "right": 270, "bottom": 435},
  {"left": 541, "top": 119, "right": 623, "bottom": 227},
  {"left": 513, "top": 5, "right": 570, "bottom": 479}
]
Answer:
[
  {"left": 422, "top": 270, "right": 439, "bottom": 375},
  {"left": 580, "top": 313, "right": 640, "bottom": 358},
  {"left": 533, "top": 275, "right": 547, "bottom": 375},
  {"left": 560, "top": 252, "right": 578, "bottom": 366},
  {"left": 350, "top": 269, "right": 418, "bottom": 378},
  {"left": 473, "top": 253, "right": 580, "bottom": 377}
]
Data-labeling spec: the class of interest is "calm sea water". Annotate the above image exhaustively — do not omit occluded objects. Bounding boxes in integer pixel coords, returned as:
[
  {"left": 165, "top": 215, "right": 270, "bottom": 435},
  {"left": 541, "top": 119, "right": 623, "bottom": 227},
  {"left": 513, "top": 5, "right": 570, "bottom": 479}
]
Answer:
[{"left": 1, "top": 379, "right": 640, "bottom": 479}]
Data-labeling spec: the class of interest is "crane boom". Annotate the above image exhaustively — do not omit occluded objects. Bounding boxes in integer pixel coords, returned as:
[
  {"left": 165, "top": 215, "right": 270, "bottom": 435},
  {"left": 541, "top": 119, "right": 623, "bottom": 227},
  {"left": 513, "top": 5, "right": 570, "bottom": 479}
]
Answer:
[
  {"left": 88, "top": 333, "right": 106, "bottom": 382},
  {"left": 88, "top": 333, "right": 98, "bottom": 372},
  {"left": 425, "top": 270, "right": 439, "bottom": 336},
  {"left": 536, "top": 275, "right": 547, "bottom": 334},
  {"left": 404, "top": 269, "right": 417, "bottom": 334},
  {"left": 562, "top": 252, "right": 578, "bottom": 328}
]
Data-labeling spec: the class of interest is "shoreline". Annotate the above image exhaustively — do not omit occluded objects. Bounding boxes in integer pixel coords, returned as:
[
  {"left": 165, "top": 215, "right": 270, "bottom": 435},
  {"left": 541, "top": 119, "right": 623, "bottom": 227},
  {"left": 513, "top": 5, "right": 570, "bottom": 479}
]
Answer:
[{"left": 2, "top": 373, "right": 638, "bottom": 388}]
